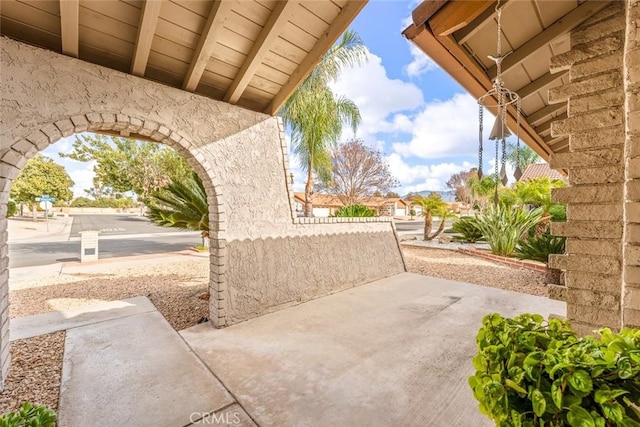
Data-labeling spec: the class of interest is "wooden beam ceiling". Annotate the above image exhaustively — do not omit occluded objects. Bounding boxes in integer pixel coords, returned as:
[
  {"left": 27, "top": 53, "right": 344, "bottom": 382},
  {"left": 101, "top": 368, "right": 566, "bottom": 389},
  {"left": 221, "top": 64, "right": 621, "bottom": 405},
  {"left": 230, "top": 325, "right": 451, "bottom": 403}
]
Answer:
[
  {"left": 453, "top": 0, "right": 510, "bottom": 45},
  {"left": 517, "top": 70, "right": 567, "bottom": 100},
  {"left": 59, "top": 0, "right": 79, "bottom": 57},
  {"left": 266, "top": 0, "right": 367, "bottom": 115},
  {"left": 224, "top": 1, "right": 299, "bottom": 104},
  {"left": 429, "top": 0, "right": 493, "bottom": 37},
  {"left": 183, "top": 0, "right": 234, "bottom": 92},
  {"left": 487, "top": 1, "right": 610, "bottom": 80},
  {"left": 131, "top": 0, "right": 162, "bottom": 77},
  {"left": 535, "top": 112, "right": 567, "bottom": 135},
  {"left": 526, "top": 103, "right": 565, "bottom": 126}
]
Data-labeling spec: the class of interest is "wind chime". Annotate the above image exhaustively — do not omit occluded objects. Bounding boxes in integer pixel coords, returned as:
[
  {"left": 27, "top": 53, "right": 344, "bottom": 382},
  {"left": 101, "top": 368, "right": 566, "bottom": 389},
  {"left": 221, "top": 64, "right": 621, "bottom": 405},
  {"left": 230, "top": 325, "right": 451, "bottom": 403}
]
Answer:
[{"left": 477, "top": 1, "right": 522, "bottom": 205}]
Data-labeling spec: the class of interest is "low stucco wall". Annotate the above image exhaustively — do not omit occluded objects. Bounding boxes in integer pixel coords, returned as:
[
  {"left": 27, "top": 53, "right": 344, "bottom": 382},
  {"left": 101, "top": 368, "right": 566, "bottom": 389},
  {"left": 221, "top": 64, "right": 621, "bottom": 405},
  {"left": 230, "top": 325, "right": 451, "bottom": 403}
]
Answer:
[{"left": 226, "top": 228, "right": 405, "bottom": 324}]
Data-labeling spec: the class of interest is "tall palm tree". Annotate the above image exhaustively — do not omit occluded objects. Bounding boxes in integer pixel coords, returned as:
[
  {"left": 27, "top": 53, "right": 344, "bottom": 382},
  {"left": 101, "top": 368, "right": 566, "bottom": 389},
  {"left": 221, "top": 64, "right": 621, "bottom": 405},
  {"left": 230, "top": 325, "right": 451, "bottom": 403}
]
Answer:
[
  {"left": 279, "top": 30, "right": 366, "bottom": 217},
  {"left": 147, "top": 172, "right": 210, "bottom": 247}
]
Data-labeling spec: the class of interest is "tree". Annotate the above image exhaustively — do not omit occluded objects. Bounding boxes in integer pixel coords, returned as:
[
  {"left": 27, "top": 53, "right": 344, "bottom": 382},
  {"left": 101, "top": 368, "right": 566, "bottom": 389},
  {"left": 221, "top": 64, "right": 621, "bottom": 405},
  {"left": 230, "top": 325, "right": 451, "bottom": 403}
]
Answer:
[
  {"left": 412, "top": 193, "right": 450, "bottom": 241},
  {"left": 10, "top": 155, "right": 74, "bottom": 206},
  {"left": 446, "top": 169, "right": 475, "bottom": 204},
  {"left": 385, "top": 191, "right": 400, "bottom": 198},
  {"left": 506, "top": 142, "right": 541, "bottom": 172},
  {"left": 318, "top": 139, "right": 399, "bottom": 205},
  {"left": 279, "top": 30, "right": 367, "bottom": 217},
  {"left": 61, "top": 133, "right": 192, "bottom": 203},
  {"left": 147, "top": 172, "right": 210, "bottom": 246},
  {"left": 467, "top": 174, "right": 497, "bottom": 210}
]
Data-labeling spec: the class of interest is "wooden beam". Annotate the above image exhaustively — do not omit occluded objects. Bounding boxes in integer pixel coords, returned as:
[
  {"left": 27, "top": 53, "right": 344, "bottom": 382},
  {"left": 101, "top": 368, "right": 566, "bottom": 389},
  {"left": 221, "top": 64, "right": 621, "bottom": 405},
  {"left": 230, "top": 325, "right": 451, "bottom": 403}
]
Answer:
[
  {"left": 526, "top": 103, "right": 565, "bottom": 126},
  {"left": 402, "top": 23, "right": 553, "bottom": 159},
  {"left": 535, "top": 112, "right": 567, "bottom": 135},
  {"left": 59, "top": 0, "right": 79, "bottom": 57},
  {"left": 453, "top": 0, "right": 512, "bottom": 45},
  {"left": 131, "top": 0, "right": 162, "bottom": 77},
  {"left": 429, "top": 0, "right": 494, "bottom": 37},
  {"left": 265, "top": 0, "right": 367, "bottom": 115},
  {"left": 487, "top": 1, "right": 610, "bottom": 80},
  {"left": 224, "top": 1, "right": 298, "bottom": 104},
  {"left": 182, "top": 0, "right": 234, "bottom": 92},
  {"left": 517, "top": 70, "right": 568, "bottom": 100},
  {"left": 412, "top": 0, "right": 449, "bottom": 27}
]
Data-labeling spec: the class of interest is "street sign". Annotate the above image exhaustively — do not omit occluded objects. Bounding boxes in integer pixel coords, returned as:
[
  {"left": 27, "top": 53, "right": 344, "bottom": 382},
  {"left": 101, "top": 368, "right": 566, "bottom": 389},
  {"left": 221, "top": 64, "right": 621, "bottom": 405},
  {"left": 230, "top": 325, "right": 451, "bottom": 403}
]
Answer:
[
  {"left": 39, "top": 201, "right": 53, "bottom": 210},
  {"left": 40, "top": 195, "right": 55, "bottom": 202}
]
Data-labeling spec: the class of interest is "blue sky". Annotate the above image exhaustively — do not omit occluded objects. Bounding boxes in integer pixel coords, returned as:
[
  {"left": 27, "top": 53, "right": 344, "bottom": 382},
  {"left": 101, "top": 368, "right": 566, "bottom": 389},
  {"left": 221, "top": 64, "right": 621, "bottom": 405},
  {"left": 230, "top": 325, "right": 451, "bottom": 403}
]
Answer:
[{"left": 45, "top": 1, "right": 507, "bottom": 198}]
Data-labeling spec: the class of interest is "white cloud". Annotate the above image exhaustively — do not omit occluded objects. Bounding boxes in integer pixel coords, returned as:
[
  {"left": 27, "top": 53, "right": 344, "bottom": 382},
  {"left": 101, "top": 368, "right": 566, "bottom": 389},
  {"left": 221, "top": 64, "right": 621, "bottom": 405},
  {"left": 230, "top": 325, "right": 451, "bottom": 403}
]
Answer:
[
  {"left": 393, "top": 93, "right": 492, "bottom": 160},
  {"left": 330, "top": 49, "right": 424, "bottom": 143},
  {"left": 69, "top": 162, "right": 97, "bottom": 197},
  {"left": 405, "top": 43, "right": 438, "bottom": 77},
  {"left": 386, "top": 152, "right": 475, "bottom": 193}
]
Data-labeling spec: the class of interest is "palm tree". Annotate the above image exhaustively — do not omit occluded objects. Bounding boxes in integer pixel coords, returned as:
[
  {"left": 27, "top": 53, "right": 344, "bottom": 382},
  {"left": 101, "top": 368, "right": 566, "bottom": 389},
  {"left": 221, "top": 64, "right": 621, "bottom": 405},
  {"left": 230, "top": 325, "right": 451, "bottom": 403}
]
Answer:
[
  {"left": 506, "top": 142, "right": 541, "bottom": 172},
  {"left": 279, "top": 30, "right": 366, "bottom": 217},
  {"left": 412, "top": 193, "right": 449, "bottom": 241},
  {"left": 147, "top": 172, "right": 210, "bottom": 247}
]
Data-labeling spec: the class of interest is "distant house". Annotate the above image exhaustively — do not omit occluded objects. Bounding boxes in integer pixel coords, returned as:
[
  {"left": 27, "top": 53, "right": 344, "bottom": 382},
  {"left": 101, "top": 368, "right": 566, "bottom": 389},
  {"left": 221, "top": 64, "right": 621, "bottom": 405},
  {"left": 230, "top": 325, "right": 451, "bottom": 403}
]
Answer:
[
  {"left": 519, "top": 163, "right": 567, "bottom": 183},
  {"left": 293, "top": 193, "right": 411, "bottom": 217}
]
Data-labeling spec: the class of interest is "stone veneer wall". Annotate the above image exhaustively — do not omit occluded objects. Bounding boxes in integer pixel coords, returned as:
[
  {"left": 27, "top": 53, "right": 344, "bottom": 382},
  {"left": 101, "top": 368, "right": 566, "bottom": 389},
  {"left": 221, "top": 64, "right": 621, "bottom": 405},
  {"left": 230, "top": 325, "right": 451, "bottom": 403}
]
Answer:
[
  {"left": 0, "top": 39, "right": 405, "bottom": 389},
  {"left": 547, "top": 1, "right": 640, "bottom": 333}
]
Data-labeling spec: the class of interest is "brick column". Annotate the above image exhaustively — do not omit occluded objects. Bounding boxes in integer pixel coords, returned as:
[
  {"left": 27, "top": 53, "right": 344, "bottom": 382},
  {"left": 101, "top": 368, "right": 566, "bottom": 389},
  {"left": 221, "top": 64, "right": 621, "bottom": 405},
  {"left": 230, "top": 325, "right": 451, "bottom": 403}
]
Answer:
[
  {"left": 623, "top": 0, "right": 640, "bottom": 328},
  {"left": 548, "top": 2, "right": 626, "bottom": 334}
]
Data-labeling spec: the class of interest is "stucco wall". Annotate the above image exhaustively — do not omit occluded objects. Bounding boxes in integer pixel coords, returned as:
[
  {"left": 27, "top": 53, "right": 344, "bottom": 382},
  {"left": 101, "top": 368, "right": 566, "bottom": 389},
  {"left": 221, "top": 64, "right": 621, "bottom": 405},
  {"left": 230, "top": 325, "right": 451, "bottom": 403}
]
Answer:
[{"left": 0, "top": 39, "right": 405, "bottom": 388}]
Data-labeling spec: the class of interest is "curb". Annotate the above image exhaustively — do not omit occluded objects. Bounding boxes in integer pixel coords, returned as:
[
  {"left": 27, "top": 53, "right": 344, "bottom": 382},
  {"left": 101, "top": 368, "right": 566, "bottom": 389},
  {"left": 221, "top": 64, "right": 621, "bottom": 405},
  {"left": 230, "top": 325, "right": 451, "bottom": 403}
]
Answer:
[{"left": 457, "top": 247, "right": 548, "bottom": 273}]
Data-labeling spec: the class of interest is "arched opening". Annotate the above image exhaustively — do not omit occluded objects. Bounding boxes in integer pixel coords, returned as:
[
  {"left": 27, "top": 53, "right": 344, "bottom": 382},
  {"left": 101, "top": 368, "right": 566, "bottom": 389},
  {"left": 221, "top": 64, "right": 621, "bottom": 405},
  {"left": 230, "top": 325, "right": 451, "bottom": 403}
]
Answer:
[{"left": 0, "top": 114, "right": 228, "bottom": 409}]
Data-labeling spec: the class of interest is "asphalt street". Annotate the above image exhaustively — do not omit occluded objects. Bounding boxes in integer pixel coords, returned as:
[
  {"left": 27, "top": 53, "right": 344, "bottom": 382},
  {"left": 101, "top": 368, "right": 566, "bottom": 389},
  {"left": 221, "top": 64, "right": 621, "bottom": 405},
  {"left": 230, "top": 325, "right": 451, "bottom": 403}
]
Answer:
[{"left": 69, "top": 214, "right": 170, "bottom": 236}]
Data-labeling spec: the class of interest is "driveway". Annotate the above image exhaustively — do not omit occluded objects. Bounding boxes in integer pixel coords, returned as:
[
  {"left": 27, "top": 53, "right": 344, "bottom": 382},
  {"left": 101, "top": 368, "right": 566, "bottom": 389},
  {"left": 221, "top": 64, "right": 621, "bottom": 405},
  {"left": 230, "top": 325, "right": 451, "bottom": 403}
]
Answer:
[{"left": 181, "top": 272, "right": 566, "bottom": 426}]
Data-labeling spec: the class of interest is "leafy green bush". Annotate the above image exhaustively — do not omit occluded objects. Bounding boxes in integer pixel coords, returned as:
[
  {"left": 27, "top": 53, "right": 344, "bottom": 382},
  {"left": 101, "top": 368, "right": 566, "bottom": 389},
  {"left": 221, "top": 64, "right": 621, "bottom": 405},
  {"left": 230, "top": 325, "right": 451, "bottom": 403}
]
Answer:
[
  {"left": 516, "top": 230, "right": 566, "bottom": 263},
  {"left": 549, "top": 204, "right": 567, "bottom": 222},
  {"left": 451, "top": 216, "right": 484, "bottom": 242},
  {"left": 6, "top": 200, "right": 17, "bottom": 218},
  {"left": 469, "top": 313, "right": 640, "bottom": 427},
  {"left": 70, "top": 197, "right": 136, "bottom": 208},
  {"left": 0, "top": 402, "right": 57, "bottom": 427},
  {"left": 334, "top": 204, "right": 375, "bottom": 217},
  {"left": 475, "top": 205, "right": 543, "bottom": 256}
]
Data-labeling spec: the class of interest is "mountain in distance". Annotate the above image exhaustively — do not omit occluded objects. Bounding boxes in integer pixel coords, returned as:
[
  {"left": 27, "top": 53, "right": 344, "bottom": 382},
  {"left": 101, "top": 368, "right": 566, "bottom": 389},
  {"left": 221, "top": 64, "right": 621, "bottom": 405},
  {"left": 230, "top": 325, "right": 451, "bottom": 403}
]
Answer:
[{"left": 403, "top": 190, "right": 456, "bottom": 202}]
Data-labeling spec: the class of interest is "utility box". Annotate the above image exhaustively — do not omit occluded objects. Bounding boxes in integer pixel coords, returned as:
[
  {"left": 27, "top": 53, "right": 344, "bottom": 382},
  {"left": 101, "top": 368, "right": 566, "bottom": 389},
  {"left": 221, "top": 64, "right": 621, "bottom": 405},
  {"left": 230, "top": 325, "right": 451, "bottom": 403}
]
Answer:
[{"left": 80, "top": 230, "right": 99, "bottom": 263}]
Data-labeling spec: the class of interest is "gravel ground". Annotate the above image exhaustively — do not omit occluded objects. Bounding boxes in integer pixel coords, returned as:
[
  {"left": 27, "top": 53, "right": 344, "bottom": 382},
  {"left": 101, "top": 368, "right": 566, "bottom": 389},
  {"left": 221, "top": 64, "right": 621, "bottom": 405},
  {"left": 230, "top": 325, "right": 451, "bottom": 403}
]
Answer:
[
  {"left": 403, "top": 246, "right": 548, "bottom": 297},
  {"left": 1, "top": 249, "right": 547, "bottom": 415}
]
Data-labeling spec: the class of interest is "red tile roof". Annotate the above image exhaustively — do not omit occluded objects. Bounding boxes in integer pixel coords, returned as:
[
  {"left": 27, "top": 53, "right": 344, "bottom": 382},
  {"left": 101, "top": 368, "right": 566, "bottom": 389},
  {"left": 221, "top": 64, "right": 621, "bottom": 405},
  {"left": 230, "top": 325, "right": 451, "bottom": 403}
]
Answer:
[{"left": 519, "top": 163, "right": 566, "bottom": 182}]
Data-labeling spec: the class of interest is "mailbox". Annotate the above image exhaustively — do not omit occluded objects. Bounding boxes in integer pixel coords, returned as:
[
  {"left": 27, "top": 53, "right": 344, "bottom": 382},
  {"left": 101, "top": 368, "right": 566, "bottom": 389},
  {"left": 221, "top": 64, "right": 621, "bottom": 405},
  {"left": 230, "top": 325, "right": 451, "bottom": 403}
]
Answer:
[{"left": 80, "top": 230, "right": 100, "bottom": 262}]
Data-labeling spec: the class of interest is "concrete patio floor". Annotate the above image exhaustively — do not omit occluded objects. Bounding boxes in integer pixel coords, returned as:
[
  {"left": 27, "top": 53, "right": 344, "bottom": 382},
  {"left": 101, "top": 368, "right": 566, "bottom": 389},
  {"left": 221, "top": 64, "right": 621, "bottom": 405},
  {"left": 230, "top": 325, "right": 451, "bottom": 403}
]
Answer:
[{"left": 181, "top": 272, "right": 566, "bottom": 427}]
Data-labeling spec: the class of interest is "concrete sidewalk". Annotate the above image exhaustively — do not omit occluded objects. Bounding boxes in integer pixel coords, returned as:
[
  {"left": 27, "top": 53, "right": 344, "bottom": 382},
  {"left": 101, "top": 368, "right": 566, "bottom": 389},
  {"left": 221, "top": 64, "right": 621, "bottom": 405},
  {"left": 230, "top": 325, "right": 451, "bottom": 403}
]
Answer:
[
  {"left": 182, "top": 272, "right": 566, "bottom": 427},
  {"left": 8, "top": 216, "right": 73, "bottom": 243}
]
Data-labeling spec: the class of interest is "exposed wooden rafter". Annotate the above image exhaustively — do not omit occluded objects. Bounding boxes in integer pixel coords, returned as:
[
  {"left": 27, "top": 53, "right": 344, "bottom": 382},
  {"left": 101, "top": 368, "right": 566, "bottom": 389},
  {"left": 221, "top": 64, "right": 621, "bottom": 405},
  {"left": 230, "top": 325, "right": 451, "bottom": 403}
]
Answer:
[
  {"left": 517, "top": 71, "right": 568, "bottom": 100},
  {"left": 59, "top": 0, "right": 79, "bottom": 57},
  {"left": 429, "top": 0, "right": 493, "bottom": 37},
  {"left": 453, "top": 0, "right": 512, "bottom": 45},
  {"left": 526, "top": 103, "right": 565, "bottom": 126},
  {"left": 131, "top": 0, "right": 162, "bottom": 77},
  {"left": 266, "top": 0, "right": 367, "bottom": 115},
  {"left": 183, "top": 0, "right": 234, "bottom": 92},
  {"left": 487, "top": 1, "right": 610, "bottom": 79},
  {"left": 535, "top": 112, "right": 567, "bottom": 135},
  {"left": 225, "top": 1, "right": 299, "bottom": 104}
]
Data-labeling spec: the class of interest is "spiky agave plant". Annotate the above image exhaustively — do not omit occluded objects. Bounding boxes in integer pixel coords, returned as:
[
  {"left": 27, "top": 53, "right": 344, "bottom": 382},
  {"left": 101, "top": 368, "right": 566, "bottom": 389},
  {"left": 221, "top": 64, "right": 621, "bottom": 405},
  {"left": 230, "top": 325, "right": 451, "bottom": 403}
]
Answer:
[
  {"left": 475, "top": 204, "right": 543, "bottom": 257},
  {"left": 147, "top": 172, "right": 210, "bottom": 247}
]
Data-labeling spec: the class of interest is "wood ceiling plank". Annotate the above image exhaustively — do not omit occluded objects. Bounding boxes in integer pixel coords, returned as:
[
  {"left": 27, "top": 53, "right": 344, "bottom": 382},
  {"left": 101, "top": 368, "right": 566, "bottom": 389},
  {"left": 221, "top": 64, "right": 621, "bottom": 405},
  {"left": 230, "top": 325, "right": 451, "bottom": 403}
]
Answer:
[
  {"left": 429, "top": 0, "right": 493, "bottom": 37},
  {"left": 535, "top": 112, "right": 567, "bottom": 135},
  {"left": 0, "top": 17, "right": 61, "bottom": 52},
  {"left": 487, "top": 0, "right": 611, "bottom": 79},
  {"left": 2, "top": 0, "right": 61, "bottom": 35},
  {"left": 266, "top": 0, "right": 367, "bottom": 114},
  {"left": 225, "top": 0, "right": 299, "bottom": 104},
  {"left": 230, "top": 0, "right": 272, "bottom": 26},
  {"left": 517, "top": 70, "right": 568, "bottom": 100},
  {"left": 301, "top": 0, "right": 341, "bottom": 25},
  {"left": 79, "top": 5, "right": 138, "bottom": 43},
  {"left": 131, "top": 0, "right": 162, "bottom": 76},
  {"left": 454, "top": 0, "right": 508, "bottom": 45},
  {"left": 81, "top": 0, "right": 140, "bottom": 26},
  {"left": 183, "top": 0, "right": 234, "bottom": 91},
  {"left": 412, "top": 0, "right": 448, "bottom": 27},
  {"left": 59, "top": 0, "right": 79, "bottom": 57}
]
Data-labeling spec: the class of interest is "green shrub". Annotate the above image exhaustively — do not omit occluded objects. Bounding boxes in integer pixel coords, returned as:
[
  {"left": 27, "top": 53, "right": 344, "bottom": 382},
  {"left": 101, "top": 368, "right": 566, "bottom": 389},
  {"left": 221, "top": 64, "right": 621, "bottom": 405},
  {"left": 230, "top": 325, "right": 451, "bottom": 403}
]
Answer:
[
  {"left": 70, "top": 197, "right": 136, "bottom": 209},
  {"left": 451, "top": 216, "right": 484, "bottom": 243},
  {"left": 6, "top": 200, "right": 17, "bottom": 218},
  {"left": 0, "top": 402, "right": 57, "bottom": 427},
  {"left": 549, "top": 204, "right": 567, "bottom": 222},
  {"left": 475, "top": 205, "right": 543, "bottom": 257},
  {"left": 335, "top": 204, "right": 375, "bottom": 217},
  {"left": 469, "top": 313, "right": 640, "bottom": 427},
  {"left": 516, "top": 230, "right": 566, "bottom": 263}
]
